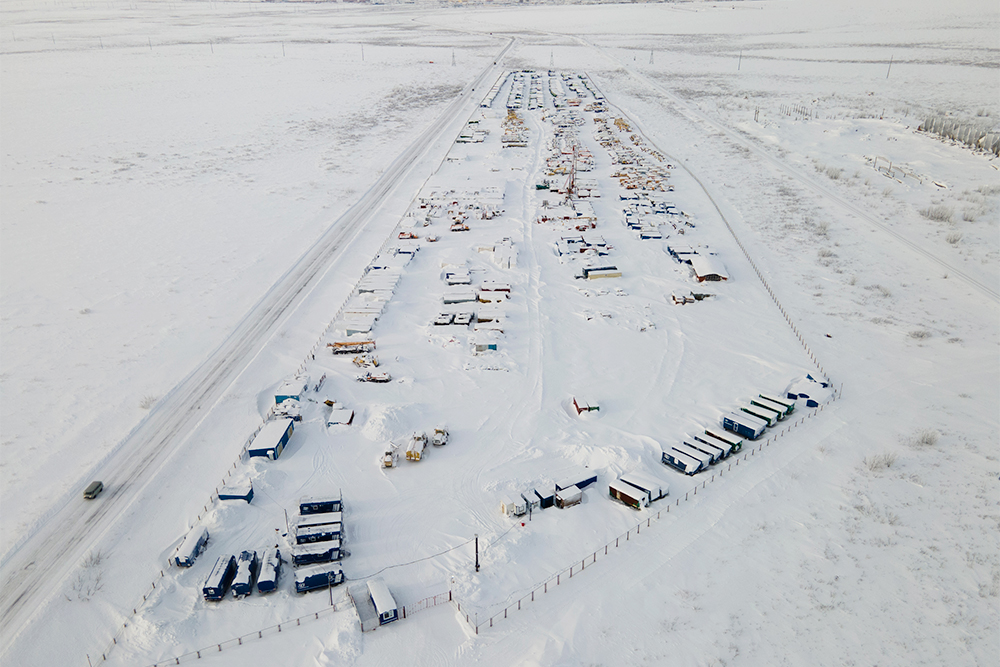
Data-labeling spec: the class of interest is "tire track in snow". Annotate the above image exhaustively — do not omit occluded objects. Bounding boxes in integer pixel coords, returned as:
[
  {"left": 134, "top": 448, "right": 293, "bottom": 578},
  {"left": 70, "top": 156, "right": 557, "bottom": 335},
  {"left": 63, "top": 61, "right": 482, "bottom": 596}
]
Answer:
[
  {"left": 0, "top": 38, "right": 516, "bottom": 657},
  {"left": 579, "top": 38, "right": 999, "bottom": 303}
]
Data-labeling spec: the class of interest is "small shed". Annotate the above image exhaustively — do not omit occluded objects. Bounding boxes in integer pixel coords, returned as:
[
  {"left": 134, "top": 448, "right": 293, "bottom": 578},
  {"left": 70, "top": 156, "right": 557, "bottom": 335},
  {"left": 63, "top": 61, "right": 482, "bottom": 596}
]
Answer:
[
  {"left": 248, "top": 419, "right": 294, "bottom": 460},
  {"left": 368, "top": 578, "right": 399, "bottom": 625},
  {"left": 555, "top": 485, "right": 583, "bottom": 508},
  {"left": 534, "top": 488, "right": 554, "bottom": 509},
  {"left": 219, "top": 479, "right": 254, "bottom": 503},
  {"left": 275, "top": 378, "right": 307, "bottom": 405}
]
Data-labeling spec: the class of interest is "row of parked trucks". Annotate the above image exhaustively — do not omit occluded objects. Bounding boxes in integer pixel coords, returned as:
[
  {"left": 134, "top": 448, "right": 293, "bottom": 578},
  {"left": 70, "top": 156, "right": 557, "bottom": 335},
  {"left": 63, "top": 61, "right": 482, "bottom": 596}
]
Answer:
[{"left": 661, "top": 393, "right": 796, "bottom": 475}]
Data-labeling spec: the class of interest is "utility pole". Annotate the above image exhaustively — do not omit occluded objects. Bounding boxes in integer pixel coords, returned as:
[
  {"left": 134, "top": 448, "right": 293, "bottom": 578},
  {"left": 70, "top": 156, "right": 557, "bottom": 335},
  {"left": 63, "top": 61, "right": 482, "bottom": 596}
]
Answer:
[
  {"left": 649, "top": 50, "right": 654, "bottom": 65},
  {"left": 738, "top": 49, "right": 742, "bottom": 71},
  {"left": 361, "top": 43, "right": 365, "bottom": 62},
  {"left": 474, "top": 534, "right": 479, "bottom": 572},
  {"left": 886, "top": 54, "right": 893, "bottom": 79}
]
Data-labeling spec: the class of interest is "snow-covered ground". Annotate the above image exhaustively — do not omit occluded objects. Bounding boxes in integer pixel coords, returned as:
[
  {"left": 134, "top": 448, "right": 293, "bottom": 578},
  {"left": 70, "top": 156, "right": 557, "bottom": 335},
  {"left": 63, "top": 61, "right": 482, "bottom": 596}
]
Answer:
[{"left": 1, "top": 1, "right": 997, "bottom": 666}]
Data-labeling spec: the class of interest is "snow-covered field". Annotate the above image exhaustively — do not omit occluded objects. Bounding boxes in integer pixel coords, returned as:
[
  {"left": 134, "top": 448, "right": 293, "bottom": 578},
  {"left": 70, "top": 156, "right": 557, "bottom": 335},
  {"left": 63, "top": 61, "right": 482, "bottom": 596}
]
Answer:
[{"left": 1, "top": 1, "right": 997, "bottom": 666}]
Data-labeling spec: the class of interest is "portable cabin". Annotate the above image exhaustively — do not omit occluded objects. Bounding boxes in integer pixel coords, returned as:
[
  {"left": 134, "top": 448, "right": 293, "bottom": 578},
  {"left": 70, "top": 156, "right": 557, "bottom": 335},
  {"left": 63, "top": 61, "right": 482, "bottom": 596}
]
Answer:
[
  {"left": 741, "top": 404, "right": 778, "bottom": 427},
  {"left": 673, "top": 442, "right": 714, "bottom": 468},
  {"left": 723, "top": 412, "right": 766, "bottom": 440},
  {"left": 174, "top": 526, "right": 209, "bottom": 568},
  {"left": 276, "top": 378, "right": 307, "bottom": 405},
  {"left": 294, "top": 564, "right": 344, "bottom": 594},
  {"left": 619, "top": 471, "right": 669, "bottom": 502},
  {"left": 609, "top": 479, "right": 648, "bottom": 509},
  {"left": 534, "top": 489, "right": 554, "bottom": 509},
  {"left": 693, "top": 432, "right": 734, "bottom": 457},
  {"left": 231, "top": 550, "right": 259, "bottom": 599},
  {"left": 750, "top": 397, "right": 788, "bottom": 420},
  {"left": 257, "top": 547, "right": 281, "bottom": 594},
  {"left": 555, "top": 485, "right": 583, "bottom": 508},
  {"left": 203, "top": 555, "right": 237, "bottom": 601},
  {"left": 684, "top": 438, "right": 724, "bottom": 463},
  {"left": 661, "top": 448, "right": 702, "bottom": 475},
  {"left": 584, "top": 266, "right": 622, "bottom": 280},
  {"left": 443, "top": 289, "right": 478, "bottom": 304},
  {"left": 759, "top": 393, "right": 795, "bottom": 416},
  {"left": 248, "top": 419, "right": 294, "bottom": 460},
  {"left": 367, "top": 578, "right": 399, "bottom": 625},
  {"left": 704, "top": 427, "right": 743, "bottom": 453},
  {"left": 292, "top": 540, "right": 341, "bottom": 566},
  {"left": 300, "top": 495, "right": 342, "bottom": 515},
  {"left": 556, "top": 472, "right": 598, "bottom": 492},
  {"left": 219, "top": 480, "right": 254, "bottom": 503},
  {"left": 296, "top": 511, "right": 342, "bottom": 531},
  {"left": 296, "top": 524, "right": 340, "bottom": 545},
  {"left": 501, "top": 497, "right": 526, "bottom": 517}
]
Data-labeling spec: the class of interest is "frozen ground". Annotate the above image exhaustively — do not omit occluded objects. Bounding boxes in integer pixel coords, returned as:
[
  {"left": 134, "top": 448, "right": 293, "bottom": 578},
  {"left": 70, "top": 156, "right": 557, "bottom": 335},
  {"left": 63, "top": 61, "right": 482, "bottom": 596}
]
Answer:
[{"left": 1, "top": 1, "right": 997, "bottom": 666}]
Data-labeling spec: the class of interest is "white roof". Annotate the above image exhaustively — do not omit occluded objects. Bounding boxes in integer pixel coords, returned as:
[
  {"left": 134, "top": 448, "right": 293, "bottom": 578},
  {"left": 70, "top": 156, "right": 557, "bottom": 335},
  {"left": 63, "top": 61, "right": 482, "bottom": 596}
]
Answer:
[
  {"left": 367, "top": 578, "right": 396, "bottom": 613},
  {"left": 690, "top": 255, "right": 728, "bottom": 279},
  {"left": 251, "top": 419, "right": 293, "bottom": 449}
]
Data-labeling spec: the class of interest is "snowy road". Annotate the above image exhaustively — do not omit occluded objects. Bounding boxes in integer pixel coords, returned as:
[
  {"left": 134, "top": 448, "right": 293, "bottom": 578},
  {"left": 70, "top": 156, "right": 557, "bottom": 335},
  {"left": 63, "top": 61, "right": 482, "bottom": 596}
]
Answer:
[
  {"left": 0, "top": 38, "right": 514, "bottom": 654},
  {"left": 578, "top": 39, "right": 1000, "bottom": 303}
]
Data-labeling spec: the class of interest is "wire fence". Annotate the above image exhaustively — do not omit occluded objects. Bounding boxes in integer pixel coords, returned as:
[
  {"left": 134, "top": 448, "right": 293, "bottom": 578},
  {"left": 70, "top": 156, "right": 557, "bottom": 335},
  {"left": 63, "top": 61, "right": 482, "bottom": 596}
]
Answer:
[{"left": 452, "top": 391, "right": 842, "bottom": 636}]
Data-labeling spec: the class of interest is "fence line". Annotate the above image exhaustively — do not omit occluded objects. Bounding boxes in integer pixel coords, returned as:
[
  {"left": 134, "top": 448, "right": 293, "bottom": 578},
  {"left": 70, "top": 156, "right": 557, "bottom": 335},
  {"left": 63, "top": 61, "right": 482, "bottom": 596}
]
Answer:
[{"left": 451, "top": 390, "right": 843, "bottom": 636}]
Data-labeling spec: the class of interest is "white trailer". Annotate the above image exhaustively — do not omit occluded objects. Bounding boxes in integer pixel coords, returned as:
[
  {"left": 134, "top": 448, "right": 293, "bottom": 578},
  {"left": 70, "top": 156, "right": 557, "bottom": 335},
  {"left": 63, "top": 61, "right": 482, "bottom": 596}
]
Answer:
[
  {"left": 673, "top": 442, "right": 714, "bottom": 468},
  {"left": 619, "top": 471, "right": 669, "bottom": 502}
]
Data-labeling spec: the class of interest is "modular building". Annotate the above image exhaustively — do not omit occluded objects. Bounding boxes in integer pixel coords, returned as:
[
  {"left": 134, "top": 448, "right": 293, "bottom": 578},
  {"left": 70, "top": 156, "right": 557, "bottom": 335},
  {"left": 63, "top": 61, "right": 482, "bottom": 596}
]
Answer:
[
  {"left": 219, "top": 480, "right": 254, "bottom": 503},
  {"left": 661, "top": 448, "right": 702, "bottom": 475},
  {"left": 275, "top": 378, "right": 306, "bottom": 405},
  {"left": 752, "top": 396, "right": 792, "bottom": 418},
  {"left": 292, "top": 540, "right": 342, "bottom": 566},
  {"left": 296, "top": 524, "right": 341, "bottom": 545},
  {"left": 174, "top": 526, "right": 209, "bottom": 568},
  {"left": 203, "top": 555, "right": 237, "bottom": 601},
  {"left": 608, "top": 479, "right": 648, "bottom": 509},
  {"left": 368, "top": 578, "right": 399, "bottom": 625},
  {"left": 295, "top": 564, "right": 344, "bottom": 594},
  {"left": 248, "top": 419, "right": 294, "bottom": 460},
  {"left": 741, "top": 404, "right": 779, "bottom": 427},
  {"left": 673, "top": 442, "right": 714, "bottom": 468},
  {"left": 257, "top": 547, "right": 281, "bottom": 594},
  {"left": 300, "top": 495, "right": 342, "bottom": 515},
  {"left": 619, "top": 471, "right": 669, "bottom": 502},
  {"left": 296, "top": 511, "right": 342, "bottom": 531},
  {"left": 231, "top": 550, "right": 259, "bottom": 599},
  {"left": 723, "top": 412, "right": 766, "bottom": 440},
  {"left": 693, "top": 432, "right": 734, "bottom": 457},
  {"left": 704, "top": 427, "right": 743, "bottom": 453},
  {"left": 684, "top": 438, "right": 724, "bottom": 462},
  {"left": 759, "top": 393, "right": 795, "bottom": 416},
  {"left": 534, "top": 488, "right": 555, "bottom": 509},
  {"left": 556, "top": 472, "right": 598, "bottom": 492},
  {"left": 555, "top": 485, "right": 583, "bottom": 508}
]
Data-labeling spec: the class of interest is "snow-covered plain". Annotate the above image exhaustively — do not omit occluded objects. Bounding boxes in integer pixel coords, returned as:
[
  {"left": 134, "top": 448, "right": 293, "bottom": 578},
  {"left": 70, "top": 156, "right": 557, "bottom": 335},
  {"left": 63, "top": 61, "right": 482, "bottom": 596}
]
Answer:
[{"left": 1, "top": 1, "right": 997, "bottom": 666}]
